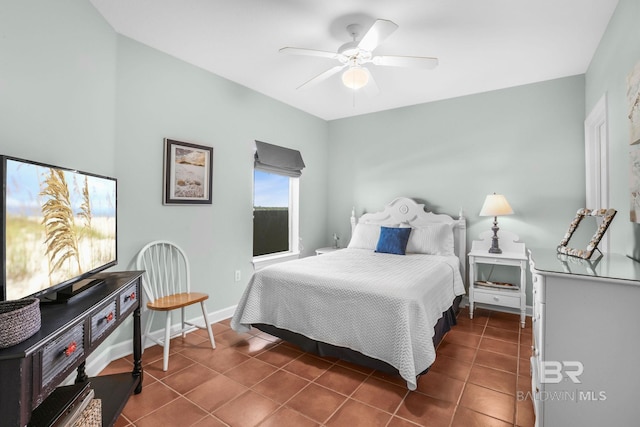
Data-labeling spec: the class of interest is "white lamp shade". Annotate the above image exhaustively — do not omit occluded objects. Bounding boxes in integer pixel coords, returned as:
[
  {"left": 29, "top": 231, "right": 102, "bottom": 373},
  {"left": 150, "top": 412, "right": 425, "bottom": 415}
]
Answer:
[
  {"left": 479, "top": 194, "right": 514, "bottom": 217},
  {"left": 342, "top": 66, "right": 369, "bottom": 90}
]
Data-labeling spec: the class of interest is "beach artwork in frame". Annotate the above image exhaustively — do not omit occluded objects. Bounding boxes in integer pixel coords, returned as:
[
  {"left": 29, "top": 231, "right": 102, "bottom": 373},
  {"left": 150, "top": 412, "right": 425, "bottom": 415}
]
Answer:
[
  {"left": 627, "top": 60, "right": 640, "bottom": 145},
  {"left": 631, "top": 147, "right": 640, "bottom": 222},
  {"left": 163, "top": 138, "right": 213, "bottom": 205}
]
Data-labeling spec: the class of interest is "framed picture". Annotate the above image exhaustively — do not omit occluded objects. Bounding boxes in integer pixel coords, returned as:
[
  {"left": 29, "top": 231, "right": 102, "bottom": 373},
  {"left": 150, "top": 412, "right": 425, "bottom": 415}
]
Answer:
[
  {"left": 557, "top": 208, "right": 617, "bottom": 259},
  {"left": 631, "top": 147, "right": 640, "bottom": 222},
  {"left": 627, "top": 61, "right": 640, "bottom": 145},
  {"left": 163, "top": 138, "right": 213, "bottom": 205}
]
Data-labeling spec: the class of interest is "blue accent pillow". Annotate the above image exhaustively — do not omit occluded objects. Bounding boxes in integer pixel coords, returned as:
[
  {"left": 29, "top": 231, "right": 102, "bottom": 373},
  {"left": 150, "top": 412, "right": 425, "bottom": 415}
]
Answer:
[{"left": 375, "top": 226, "right": 412, "bottom": 255}]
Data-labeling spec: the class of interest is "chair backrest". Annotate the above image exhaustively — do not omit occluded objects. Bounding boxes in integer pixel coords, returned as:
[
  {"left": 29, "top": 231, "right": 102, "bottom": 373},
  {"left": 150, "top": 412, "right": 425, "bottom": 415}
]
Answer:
[{"left": 136, "top": 240, "right": 191, "bottom": 303}]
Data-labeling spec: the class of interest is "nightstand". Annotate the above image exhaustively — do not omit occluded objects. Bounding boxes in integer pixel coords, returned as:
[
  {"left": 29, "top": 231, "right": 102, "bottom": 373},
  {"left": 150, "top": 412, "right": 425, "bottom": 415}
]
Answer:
[
  {"left": 315, "top": 247, "right": 340, "bottom": 255},
  {"left": 468, "top": 230, "right": 527, "bottom": 328}
]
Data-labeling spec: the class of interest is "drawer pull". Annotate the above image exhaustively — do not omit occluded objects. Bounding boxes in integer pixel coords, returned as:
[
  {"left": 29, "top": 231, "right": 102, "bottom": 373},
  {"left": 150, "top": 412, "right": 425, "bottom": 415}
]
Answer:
[
  {"left": 493, "top": 296, "right": 500, "bottom": 302},
  {"left": 124, "top": 292, "right": 136, "bottom": 301},
  {"left": 64, "top": 341, "right": 77, "bottom": 357},
  {"left": 105, "top": 312, "right": 114, "bottom": 322},
  {"left": 534, "top": 349, "right": 539, "bottom": 356}
]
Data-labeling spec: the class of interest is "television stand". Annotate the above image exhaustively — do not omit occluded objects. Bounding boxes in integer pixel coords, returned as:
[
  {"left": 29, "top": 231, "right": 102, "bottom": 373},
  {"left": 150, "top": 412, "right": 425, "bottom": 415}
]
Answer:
[{"left": 0, "top": 271, "right": 144, "bottom": 427}]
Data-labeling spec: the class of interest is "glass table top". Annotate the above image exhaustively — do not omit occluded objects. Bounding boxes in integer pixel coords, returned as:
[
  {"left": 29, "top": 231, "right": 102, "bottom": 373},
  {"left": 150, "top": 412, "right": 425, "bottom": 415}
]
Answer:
[{"left": 529, "top": 248, "right": 640, "bottom": 283}]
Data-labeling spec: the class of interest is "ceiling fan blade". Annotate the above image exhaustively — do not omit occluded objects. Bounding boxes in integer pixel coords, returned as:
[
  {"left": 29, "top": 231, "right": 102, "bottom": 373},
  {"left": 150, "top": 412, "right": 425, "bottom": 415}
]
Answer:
[
  {"left": 363, "top": 68, "right": 379, "bottom": 97},
  {"left": 372, "top": 55, "right": 439, "bottom": 69},
  {"left": 357, "top": 19, "right": 399, "bottom": 52},
  {"left": 279, "top": 47, "right": 343, "bottom": 60},
  {"left": 297, "top": 64, "right": 347, "bottom": 90}
]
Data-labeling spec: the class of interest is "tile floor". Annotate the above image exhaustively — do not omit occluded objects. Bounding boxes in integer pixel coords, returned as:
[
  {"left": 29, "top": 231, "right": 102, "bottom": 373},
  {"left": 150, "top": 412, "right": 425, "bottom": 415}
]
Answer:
[{"left": 101, "top": 306, "right": 535, "bottom": 427}]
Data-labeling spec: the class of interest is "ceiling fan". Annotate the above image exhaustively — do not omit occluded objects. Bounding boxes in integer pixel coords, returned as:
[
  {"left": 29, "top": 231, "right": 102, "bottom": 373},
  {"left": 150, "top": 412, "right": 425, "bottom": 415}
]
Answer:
[{"left": 280, "top": 19, "right": 438, "bottom": 93}]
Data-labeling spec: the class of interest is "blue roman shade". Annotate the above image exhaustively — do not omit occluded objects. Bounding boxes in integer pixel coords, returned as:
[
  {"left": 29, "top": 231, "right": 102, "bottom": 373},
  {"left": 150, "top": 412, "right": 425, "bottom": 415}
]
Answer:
[{"left": 254, "top": 140, "right": 305, "bottom": 177}]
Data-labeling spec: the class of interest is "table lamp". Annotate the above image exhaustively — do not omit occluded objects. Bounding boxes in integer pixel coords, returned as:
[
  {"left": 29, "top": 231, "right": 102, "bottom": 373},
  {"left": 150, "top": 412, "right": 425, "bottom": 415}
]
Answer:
[{"left": 479, "top": 193, "right": 514, "bottom": 254}]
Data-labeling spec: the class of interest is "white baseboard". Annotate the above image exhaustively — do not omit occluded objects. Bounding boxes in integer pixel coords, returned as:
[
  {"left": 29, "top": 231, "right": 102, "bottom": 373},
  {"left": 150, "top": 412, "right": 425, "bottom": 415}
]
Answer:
[{"left": 83, "top": 304, "right": 237, "bottom": 378}]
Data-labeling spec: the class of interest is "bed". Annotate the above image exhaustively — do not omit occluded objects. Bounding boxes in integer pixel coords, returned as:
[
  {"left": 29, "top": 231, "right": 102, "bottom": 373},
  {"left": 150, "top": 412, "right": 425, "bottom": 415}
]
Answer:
[{"left": 231, "top": 197, "right": 466, "bottom": 390}]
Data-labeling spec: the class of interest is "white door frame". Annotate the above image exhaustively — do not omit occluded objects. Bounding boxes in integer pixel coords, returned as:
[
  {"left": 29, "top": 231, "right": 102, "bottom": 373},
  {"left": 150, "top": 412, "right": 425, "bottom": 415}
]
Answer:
[{"left": 584, "top": 93, "right": 610, "bottom": 252}]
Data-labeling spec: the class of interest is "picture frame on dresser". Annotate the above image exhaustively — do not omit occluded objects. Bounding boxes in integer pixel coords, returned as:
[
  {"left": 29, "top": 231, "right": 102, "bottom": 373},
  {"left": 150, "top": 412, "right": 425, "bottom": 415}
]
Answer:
[{"left": 556, "top": 208, "right": 616, "bottom": 260}]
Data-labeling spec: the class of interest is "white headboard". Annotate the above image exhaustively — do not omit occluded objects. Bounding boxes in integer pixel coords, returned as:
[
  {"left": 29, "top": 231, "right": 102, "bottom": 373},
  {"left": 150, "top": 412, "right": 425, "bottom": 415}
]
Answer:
[{"left": 350, "top": 197, "right": 467, "bottom": 281}]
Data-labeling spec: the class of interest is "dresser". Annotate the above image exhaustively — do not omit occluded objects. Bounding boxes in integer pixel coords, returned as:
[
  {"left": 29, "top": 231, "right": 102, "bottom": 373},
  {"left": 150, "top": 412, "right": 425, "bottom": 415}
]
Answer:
[
  {"left": 0, "top": 271, "right": 143, "bottom": 427},
  {"left": 529, "top": 249, "right": 640, "bottom": 427}
]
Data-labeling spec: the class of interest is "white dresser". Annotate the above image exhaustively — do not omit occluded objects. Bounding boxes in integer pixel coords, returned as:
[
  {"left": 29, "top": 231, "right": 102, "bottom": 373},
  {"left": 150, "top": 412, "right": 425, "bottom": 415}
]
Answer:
[{"left": 529, "top": 249, "right": 640, "bottom": 427}]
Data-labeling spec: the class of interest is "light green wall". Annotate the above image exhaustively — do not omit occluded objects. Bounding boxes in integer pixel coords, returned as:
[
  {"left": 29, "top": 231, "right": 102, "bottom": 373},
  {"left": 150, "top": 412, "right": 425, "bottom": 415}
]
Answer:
[
  {"left": 328, "top": 76, "right": 587, "bottom": 248},
  {"left": 585, "top": 0, "right": 640, "bottom": 259},
  {"left": 114, "top": 36, "right": 329, "bottom": 315},
  {"left": 0, "top": 1, "right": 328, "bottom": 348},
  {"left": 0, "top": 0, "right": 117, "bottom": 174},
  {"left": 327, "top": 76, "right": 587, "bottom": 304}
]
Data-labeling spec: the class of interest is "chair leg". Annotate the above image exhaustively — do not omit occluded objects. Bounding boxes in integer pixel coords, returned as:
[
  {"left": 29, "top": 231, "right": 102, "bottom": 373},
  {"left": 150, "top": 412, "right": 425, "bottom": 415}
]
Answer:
[
  {"left": 181, "top": 307, "right": 186, "bottom": 338},
  {"left": 200, "top": 302, "right": 216, "bottom": 349},
  {"left": 163, "top": 311, "right": 171, "bottom": 371}
]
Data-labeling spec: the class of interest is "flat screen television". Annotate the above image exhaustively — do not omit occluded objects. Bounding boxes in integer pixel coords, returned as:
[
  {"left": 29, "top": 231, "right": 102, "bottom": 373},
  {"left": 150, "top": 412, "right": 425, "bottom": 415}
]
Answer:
[{"left": 1, "top": 155, "right": 117, "bottom": 302}]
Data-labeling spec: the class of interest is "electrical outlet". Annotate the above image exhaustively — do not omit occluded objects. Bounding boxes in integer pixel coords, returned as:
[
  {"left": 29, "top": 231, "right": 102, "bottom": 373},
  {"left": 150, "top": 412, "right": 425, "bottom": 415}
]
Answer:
[{"left": 234, "top": 270, "right": 241, "bottom": 282}]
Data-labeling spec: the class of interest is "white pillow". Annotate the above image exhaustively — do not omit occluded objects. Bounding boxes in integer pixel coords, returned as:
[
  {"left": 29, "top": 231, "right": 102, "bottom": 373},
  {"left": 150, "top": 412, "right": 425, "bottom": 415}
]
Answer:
[
  {"left": 406, "top": 223, "right": 455, "bottom": 256},
  {"left": 347, "top": 223, "right": 382, "bottom": 250}
]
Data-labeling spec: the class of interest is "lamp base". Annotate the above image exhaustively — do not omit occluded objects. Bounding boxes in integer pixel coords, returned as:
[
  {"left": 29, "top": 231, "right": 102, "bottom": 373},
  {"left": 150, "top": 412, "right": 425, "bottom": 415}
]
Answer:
[
  {"left": 488, "top": 217, "right": 502, "bottom": 254},
  {"left": 488, "top": 245, "right": 502, "bottom": 254}
]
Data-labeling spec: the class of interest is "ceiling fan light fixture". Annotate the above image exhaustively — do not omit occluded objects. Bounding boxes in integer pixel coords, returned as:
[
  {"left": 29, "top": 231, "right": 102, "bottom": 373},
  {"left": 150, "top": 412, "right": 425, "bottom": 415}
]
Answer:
[{"left": 342, "top": 66, "right": 369, "bottom": 90}]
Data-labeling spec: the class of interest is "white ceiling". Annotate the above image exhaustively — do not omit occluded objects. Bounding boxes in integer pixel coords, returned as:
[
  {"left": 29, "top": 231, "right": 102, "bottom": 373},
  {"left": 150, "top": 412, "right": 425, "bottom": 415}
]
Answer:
[{"left": 90, "top": 0, "right": 618, "bottom": 121}]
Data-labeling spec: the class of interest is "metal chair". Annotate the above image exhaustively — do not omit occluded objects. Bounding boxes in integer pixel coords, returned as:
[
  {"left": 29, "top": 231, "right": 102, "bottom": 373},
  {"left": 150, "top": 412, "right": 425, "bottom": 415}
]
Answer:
[{"left": 136, "top": 240, "right": 216, "bottom": 371}]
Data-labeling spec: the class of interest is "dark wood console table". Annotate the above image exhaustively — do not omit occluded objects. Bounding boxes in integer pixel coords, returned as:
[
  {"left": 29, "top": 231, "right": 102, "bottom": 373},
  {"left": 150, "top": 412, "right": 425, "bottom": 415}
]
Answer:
[{"left": 0, "top": 271, "right": 144, "bottom": 427}]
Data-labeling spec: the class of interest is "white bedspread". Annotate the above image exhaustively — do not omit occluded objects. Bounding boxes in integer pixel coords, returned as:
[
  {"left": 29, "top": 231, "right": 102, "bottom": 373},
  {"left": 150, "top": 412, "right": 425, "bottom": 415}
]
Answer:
[{"left": 230, "top": 248, "right": 465, "bottom": 390}]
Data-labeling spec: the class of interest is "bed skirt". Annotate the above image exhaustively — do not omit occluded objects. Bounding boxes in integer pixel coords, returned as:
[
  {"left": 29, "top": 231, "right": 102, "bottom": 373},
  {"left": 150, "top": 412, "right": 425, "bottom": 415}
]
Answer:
[{"left": 253, "top": 295, "right": 462, "bottom": 377}]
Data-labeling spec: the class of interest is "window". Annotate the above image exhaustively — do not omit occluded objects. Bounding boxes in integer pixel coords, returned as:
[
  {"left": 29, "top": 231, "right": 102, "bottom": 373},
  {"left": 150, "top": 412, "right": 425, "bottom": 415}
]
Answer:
[
  {"left": 252, "top": 141, "right": 304, "bottom": 262},
  {"left": 253, "top": 170, "right": 299, "bottom": 257}
]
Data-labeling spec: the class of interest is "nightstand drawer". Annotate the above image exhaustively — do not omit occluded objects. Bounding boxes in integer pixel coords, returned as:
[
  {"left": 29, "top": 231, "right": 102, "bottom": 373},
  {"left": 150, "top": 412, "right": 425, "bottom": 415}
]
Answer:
[
  {"left": 473, "top": 289, "right": 521, "bottom": 308},
  {"left": 476, "top": 257, "right": 522, "bottom": 267}
]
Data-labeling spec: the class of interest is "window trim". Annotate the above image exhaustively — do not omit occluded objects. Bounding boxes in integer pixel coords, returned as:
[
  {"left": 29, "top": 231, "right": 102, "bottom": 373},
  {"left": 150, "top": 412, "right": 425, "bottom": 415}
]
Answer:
[{"left": 252, "top": 174, "right": 300, "bottom": 269}]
